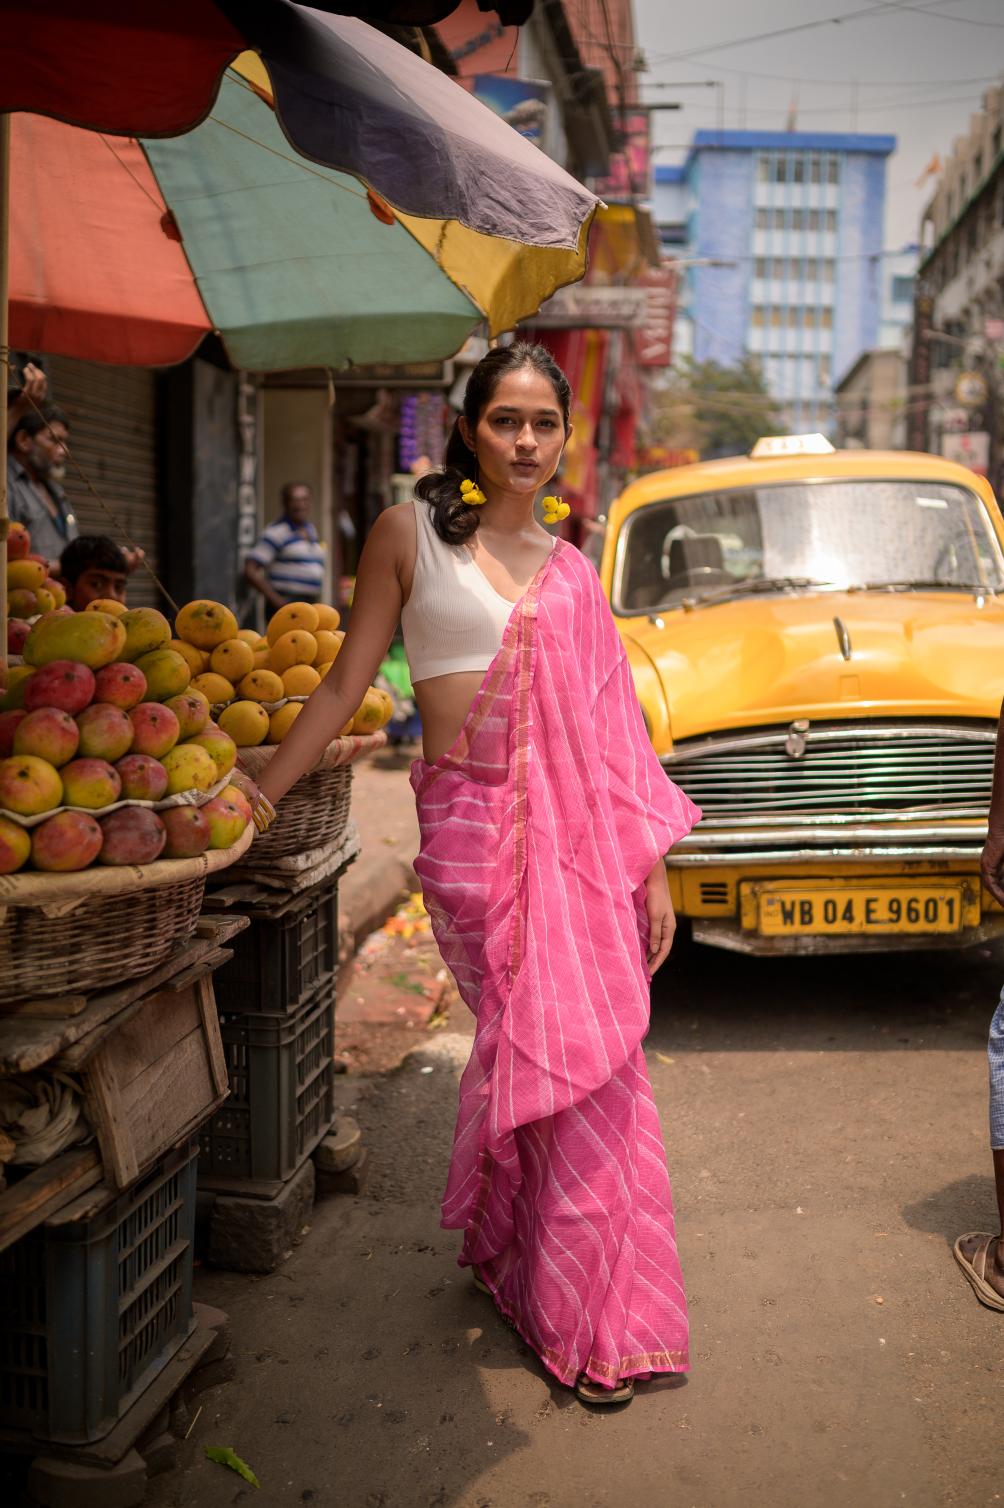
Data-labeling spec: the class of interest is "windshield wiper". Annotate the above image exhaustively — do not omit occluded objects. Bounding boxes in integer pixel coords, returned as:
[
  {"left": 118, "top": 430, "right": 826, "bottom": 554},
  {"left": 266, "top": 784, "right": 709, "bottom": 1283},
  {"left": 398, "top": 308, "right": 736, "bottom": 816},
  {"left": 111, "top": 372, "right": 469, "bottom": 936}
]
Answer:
[
  {"left": 857, "top": 580, "right": 989, "bottom": 593},
  {"left": 686, "top": 575, "right": 833, "bottom": 606}
]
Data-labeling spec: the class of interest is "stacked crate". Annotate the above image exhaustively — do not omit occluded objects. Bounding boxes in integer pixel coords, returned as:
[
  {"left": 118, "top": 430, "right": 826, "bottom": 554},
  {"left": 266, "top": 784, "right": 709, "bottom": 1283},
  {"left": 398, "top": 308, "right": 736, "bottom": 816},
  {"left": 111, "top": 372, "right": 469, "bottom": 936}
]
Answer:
[
  {"left": 0, "top": 926, "right": 242, "bottom": 1501},
  {"left": 198, "top": 866, "right": 351, "bottom": 1271}
]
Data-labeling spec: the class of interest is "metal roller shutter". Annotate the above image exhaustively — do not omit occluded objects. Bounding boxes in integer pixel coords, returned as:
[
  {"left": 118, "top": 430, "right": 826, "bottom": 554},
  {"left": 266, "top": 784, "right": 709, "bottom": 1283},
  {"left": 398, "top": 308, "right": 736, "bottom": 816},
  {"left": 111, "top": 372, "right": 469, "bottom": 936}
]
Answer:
[{"left": 46, "top": 357, "right": 162, "bottom": 610}]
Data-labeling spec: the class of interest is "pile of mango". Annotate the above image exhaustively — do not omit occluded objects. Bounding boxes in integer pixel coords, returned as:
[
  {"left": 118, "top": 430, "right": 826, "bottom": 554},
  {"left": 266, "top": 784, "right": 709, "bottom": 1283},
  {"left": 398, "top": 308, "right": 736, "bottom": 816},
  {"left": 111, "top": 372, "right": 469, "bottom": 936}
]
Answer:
[
  {"left": 6, "top": 521, "right": 67, "bottom": 642},
  {"left": 170, "top": 598, "right": 392, "bottom": 747},
  {"left": 0, "top": 583, "right": 248, "bottom": 876}
]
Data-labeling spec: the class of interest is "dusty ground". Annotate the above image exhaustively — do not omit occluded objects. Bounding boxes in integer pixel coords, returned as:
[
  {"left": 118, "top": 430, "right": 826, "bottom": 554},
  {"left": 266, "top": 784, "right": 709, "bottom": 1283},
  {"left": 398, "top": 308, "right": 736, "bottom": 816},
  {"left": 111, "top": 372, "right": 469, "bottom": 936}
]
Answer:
[{"left": 147, "top": 931, "right": 1003, "bottom": 1508}]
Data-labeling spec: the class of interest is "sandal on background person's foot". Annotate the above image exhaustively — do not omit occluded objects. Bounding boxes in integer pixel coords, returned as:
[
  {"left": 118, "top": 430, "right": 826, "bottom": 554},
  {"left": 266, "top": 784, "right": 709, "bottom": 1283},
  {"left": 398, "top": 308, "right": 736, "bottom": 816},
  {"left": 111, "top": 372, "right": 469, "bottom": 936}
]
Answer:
[
  {"left": 575, "top": 1373, "right": 634, "bottom": 1406},
  {"left": 953, "top": 1232, "right": 1004, "bottom": 1312}
]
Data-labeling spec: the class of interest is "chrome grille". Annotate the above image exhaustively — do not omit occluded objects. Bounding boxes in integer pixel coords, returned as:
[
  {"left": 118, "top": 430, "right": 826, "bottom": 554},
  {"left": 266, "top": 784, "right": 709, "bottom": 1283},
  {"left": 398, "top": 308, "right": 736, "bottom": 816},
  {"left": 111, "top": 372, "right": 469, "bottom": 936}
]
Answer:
[{"left": 664, "top": 723, "right": 996, "bottom": 816}]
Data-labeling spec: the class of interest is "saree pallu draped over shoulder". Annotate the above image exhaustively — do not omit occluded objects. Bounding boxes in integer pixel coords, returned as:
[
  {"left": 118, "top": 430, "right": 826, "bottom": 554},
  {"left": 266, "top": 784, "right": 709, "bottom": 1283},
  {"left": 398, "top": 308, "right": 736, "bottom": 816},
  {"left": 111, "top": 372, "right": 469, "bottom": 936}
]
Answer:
[{"left": 410, "top": 541, "right": 701, "bottom": 1389}]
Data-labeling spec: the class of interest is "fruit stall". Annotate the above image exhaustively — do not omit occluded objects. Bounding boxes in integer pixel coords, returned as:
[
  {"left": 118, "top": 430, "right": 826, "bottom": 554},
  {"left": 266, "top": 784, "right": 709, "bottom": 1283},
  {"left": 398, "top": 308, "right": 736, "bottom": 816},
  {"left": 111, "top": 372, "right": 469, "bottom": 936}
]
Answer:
[{"left": 0, "top": 521, "right": 391, "bottom": 1498}]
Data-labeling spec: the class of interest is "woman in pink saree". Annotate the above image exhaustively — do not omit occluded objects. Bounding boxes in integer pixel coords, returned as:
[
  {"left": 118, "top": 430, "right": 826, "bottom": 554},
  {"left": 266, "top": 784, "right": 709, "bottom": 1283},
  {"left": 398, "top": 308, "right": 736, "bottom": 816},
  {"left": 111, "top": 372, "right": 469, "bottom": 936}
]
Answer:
[{"left": 255, "top": 344, "right": 699, "bottom": 1404}]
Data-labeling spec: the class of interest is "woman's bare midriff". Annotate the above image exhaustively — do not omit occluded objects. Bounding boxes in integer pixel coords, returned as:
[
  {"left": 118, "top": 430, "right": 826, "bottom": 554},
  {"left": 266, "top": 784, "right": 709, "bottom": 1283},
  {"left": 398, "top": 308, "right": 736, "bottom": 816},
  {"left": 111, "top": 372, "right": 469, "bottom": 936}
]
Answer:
[{"left": 414, "top": 671, "right": 492, "bottom": 764}]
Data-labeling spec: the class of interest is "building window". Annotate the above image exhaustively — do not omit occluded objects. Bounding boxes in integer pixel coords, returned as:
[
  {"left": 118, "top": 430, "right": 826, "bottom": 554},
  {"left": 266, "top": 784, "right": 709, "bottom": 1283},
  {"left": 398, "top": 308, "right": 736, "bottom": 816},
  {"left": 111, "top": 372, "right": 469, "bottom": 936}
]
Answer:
[
  {"left": 792, "top": 157, "right": 805, "bottom": 184},
  {"left": 891, "top": 274, "right": 913, "bottom": 303},
  {"left": 826, "top": 209, "right": 837, "bottom": 232},
  {"left": 775, "top": 157, "right": 788, "bottom": 183},
  {"left": 819, "top": 355, "right": 831, "bottom": 385},
  {"left": 804, "top": 308, "right": 817, "bottom": 329},
  {"left": 774, "top": 208, "right": 785, "bottom": 230},
  {"left": 821, "top": 308, "right": 833, "bottom": 329},
  {"left": 827, "top": 158, "right": 839, "bottom": 185},
  {"left": 822, "top": 260, "right": 835, "bottom": 283},
  {"left": 808, "top": 208, "right": 820, "bottom": 232},
  {"left": 805, "top": 257, "right": 818, "bottom": 281},
  {"left": 755, "top": 256, "right": 768, "bottom": 278},
  {"left": 787, "top": 307, "right": 799, "bottom": 328},
  {"left": 791, "top": 208, "right": 803, "bottom": 231},
  {"left": 810, "top": 156, "right": 822, "bottom": 184},
  {"left": 751, "top": 306, "right": 765, "bottom": 328},
  {"left": 756, "top": 207, "right": 769, "bottom": 229},
  {"left": 770, "top": 307, "right": 782, "bottom": 328},
  {"left": 758, "top": 155, "right": 770, "bottom": 182}
]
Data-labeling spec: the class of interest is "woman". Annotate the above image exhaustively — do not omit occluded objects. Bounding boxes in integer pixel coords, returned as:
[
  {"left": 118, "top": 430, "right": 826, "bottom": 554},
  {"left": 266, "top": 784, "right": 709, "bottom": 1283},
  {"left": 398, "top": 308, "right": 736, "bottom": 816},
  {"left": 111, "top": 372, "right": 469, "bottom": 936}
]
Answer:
[{"left": 252, "top": 343, "right": 700, "bottom": 1404}]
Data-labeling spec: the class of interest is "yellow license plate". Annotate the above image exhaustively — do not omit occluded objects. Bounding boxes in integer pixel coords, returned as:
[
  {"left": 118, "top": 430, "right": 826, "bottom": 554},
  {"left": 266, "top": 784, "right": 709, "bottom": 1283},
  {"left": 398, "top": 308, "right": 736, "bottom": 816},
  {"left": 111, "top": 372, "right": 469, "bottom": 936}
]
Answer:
[{"left": 758, "top": 884, "right": 964, "bottom": 936}]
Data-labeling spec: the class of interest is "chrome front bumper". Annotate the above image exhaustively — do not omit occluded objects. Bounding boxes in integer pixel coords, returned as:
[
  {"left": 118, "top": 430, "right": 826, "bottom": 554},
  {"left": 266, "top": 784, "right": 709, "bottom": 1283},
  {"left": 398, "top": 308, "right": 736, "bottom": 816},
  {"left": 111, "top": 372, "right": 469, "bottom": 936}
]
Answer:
[{"left": 667, "top": 807, "right": 987, "bottom": 866}]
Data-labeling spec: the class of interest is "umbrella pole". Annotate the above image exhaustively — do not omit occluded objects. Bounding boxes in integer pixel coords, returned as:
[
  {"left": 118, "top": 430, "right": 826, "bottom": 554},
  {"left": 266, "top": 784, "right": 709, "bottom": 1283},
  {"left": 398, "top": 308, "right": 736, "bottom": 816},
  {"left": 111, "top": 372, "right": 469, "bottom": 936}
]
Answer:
[{"left": 0, "top": 113, "right": 9, "bottom": 677}]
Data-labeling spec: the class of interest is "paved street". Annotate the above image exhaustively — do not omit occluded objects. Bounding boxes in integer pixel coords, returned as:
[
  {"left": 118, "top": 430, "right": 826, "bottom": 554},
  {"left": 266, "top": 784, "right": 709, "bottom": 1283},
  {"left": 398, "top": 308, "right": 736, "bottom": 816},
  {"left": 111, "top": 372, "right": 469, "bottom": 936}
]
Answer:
[{"left": 150, "top": 928, "right": 1002, "bottom": 1508}]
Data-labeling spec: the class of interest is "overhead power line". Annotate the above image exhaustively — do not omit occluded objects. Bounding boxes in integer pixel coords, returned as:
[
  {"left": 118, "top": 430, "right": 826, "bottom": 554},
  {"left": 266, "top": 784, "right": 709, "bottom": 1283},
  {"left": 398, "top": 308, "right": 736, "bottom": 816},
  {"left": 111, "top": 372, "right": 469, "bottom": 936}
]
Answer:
[{"left": 647, "top": 0, "right": 1003, "bottom": 68}]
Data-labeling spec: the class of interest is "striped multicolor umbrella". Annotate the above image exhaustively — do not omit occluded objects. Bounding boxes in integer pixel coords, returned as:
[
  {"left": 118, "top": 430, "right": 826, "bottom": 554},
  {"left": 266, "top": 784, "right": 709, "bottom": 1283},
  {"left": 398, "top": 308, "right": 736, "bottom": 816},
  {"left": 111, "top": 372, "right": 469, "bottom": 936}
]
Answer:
[{"left": 3, "top": 1, "right": 600, "bottom": 370}]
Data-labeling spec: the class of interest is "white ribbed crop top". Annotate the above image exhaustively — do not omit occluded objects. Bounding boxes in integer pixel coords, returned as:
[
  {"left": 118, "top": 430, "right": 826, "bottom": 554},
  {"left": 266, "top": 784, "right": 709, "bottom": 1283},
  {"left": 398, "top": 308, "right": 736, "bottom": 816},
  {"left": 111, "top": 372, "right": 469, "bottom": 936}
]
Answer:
[{"left": 402, "top": 499, "right": 544, "bottom": 684}]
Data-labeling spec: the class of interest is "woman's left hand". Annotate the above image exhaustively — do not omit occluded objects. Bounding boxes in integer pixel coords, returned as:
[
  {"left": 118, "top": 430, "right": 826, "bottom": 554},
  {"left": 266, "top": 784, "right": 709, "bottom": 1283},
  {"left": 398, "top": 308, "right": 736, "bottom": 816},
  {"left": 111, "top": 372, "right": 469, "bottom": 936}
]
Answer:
[{"left": 644, "top": 859, "right": 676, "bottom": 976}]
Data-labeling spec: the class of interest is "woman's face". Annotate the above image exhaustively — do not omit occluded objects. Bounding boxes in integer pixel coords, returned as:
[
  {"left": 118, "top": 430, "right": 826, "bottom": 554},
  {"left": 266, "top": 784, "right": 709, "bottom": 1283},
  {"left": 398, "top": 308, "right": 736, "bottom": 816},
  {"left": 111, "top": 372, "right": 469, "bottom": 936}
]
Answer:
[{"left": 463, "top": 367, "right": 568, "bottom": 498}]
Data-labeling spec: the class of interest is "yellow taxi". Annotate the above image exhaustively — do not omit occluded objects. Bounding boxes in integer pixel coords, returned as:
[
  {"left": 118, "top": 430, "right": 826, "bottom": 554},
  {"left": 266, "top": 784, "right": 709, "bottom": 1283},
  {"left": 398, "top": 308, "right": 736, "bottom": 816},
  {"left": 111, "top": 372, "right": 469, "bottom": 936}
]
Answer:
[{"left": 594, "top": 435, "right": 1004, "bottom": 953}]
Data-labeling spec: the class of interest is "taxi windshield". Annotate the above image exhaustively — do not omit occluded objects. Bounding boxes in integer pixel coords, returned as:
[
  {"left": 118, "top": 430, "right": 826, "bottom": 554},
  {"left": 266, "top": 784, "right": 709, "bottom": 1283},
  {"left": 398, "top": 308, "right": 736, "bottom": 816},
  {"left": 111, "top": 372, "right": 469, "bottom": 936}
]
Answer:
[{"left": 613, "top": 478, "right": 1004, "bottom": 613}]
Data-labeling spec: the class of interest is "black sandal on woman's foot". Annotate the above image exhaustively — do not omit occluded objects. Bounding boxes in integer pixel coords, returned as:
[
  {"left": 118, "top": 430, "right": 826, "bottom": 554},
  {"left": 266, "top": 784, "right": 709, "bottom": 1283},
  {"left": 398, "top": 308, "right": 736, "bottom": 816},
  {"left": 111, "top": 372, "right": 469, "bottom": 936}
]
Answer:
[{"left": 575, "top": 1373, "right": 634, "bottom": 1406}]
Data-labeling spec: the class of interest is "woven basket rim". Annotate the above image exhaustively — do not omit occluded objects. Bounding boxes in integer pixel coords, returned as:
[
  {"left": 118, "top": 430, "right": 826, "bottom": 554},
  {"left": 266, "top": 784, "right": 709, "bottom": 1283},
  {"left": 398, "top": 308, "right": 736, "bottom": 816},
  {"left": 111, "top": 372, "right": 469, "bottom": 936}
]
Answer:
[
  {"left": 237, "top": 730, "right": 386, "bottom": 779},
  {"left": 0, "top": 821, "right": 253, "bottom": 909}
]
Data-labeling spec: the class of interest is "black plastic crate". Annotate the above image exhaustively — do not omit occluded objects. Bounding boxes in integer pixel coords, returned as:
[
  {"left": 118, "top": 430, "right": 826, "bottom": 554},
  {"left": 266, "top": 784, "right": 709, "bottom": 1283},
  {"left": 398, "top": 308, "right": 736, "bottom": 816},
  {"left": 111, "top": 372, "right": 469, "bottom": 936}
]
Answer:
[
  {"left": 211, "top": 879, "right": 339, "bottom": 1015},
  {"left": 198, "top": 975, "right": 335, "bottom": 1186},
  {"left": 0, "top": 1142, "right": 197, "bottom": 1445}
]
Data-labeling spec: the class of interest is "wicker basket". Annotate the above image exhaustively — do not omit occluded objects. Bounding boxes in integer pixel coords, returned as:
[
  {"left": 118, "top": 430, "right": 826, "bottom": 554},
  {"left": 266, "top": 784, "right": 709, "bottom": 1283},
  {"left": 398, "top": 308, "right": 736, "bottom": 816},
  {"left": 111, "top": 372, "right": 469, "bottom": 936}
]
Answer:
[
  {"left": 248, "top": 764, "right": 352, "bottom": 862},
  {"left": 236, "top": 731, "right": 384, "bottom": 865},
  {"left": 0, "top": 825, "right": 254, "bottom": 1007}
]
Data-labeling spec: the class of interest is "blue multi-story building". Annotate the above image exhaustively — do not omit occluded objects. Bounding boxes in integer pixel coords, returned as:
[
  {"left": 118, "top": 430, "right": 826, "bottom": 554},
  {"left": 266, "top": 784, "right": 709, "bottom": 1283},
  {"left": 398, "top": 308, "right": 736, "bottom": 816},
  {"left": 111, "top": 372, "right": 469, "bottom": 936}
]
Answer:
[{"left": 653, "top": 130, "right": 896, "bottom": 432}]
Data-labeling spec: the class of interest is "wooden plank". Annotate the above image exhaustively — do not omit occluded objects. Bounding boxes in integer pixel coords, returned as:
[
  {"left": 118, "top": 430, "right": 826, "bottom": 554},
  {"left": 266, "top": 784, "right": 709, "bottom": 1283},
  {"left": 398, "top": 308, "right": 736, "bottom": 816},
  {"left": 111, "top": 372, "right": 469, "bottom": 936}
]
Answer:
[
  {"left": 119, "top": 1029, "right": 215, "bottom": 1174},
  {"left": 0, "top": 934, "right": 220, "bottom": 1074},
  {"left": 0, "top": 1146, "right": 102, "bottom": 1253},
  {"left": 195, "top": 913, "right": 250, "bottom": 943},
  {"left": 53, "top": 950, "right": 231, "bottom": 1071},
  {"left": 95, "top": 985, "right": 199, "bottom": 1088},
  {"left": 197, "top": 973, "right": 230, "bottom": 1100},
  {"left": 82, "top": 1049, "right": 138, "bottom": 1187},
  {"left": 0, "top": 994, "right": 88, "bottom": 1019},
  {"left": 80, "top": 980, "right": 227, "bottom": 1187}
]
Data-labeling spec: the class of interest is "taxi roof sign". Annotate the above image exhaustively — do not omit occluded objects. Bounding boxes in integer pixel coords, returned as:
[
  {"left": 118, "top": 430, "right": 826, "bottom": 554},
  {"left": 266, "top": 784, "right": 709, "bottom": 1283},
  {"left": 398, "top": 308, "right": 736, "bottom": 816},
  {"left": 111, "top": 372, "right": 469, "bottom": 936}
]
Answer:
[{"left": 749, "top": 433, "right": 836, "bottom": 459}]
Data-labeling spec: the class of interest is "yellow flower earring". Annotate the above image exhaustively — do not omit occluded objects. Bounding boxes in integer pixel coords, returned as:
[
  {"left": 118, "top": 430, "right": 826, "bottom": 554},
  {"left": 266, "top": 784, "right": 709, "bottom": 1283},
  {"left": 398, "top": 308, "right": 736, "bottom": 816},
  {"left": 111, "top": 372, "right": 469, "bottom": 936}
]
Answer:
[
  {"left": 541, "top": 494, "right": 570, "bottom": 525},
  {"left": 460, "top": 478, "right": 486, "bottom": 506}
]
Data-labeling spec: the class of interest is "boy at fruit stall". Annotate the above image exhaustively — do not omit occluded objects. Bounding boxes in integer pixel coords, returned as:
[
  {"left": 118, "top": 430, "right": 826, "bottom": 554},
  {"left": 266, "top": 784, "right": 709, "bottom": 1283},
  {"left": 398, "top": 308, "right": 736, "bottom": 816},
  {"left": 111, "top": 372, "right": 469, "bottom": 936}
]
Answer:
[{"left": 58, "top": 536, "right": 129, "bottom": 613}]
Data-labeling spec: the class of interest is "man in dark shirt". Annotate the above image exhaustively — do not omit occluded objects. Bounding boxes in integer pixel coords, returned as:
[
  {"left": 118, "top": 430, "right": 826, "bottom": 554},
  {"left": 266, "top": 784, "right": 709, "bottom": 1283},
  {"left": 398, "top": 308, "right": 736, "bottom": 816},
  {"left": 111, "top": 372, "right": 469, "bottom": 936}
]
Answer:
[{"left": 7, "top": 403, "right": 77, "bottom": 571}]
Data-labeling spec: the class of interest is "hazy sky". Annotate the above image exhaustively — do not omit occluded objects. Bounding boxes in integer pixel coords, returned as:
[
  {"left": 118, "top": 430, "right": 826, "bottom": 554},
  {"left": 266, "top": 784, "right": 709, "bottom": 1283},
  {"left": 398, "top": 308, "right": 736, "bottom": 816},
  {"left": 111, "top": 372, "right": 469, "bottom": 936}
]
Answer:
[{"left": 633, "top": 0, "right": 1004, "bottom": 246}]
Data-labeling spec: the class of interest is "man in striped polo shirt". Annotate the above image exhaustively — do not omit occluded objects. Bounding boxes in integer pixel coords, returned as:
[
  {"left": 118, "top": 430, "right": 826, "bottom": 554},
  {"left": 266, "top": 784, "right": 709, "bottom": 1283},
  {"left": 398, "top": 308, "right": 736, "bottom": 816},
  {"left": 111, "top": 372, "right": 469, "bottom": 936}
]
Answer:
[{"left": 245, "top": 481, "right": 326, "bottom": 610}]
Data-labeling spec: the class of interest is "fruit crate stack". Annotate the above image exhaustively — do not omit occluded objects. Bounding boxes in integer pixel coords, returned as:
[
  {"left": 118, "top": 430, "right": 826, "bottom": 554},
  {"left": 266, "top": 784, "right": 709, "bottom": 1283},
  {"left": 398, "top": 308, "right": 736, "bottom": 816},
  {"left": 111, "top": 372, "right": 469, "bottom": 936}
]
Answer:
[
  {"left": 196, "top": 861, "right": 355, "bottom": 1273},
  {"left": 0, "top": 918, "right": 248, "bottom": 1500}
]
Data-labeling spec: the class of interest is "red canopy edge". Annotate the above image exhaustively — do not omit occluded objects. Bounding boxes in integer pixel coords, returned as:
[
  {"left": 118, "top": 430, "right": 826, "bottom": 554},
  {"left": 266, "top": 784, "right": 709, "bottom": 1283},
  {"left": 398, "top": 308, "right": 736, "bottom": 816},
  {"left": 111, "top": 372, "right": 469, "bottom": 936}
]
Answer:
[
  {"left": 9, "top": 114, "right": 212, "bottom": 367},
  {"left": 0, "top": 0, "right": 244, "bottom": 137}
]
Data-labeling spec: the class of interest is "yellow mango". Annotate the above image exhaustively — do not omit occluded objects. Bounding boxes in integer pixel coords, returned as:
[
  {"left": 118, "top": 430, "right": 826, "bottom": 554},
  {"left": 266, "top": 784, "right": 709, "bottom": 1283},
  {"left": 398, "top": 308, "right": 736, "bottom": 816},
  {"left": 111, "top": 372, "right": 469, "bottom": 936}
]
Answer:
[
  {"left": 219, "top": 700, "right": 270, "bottom": 747},
  {"left": 210, "top": 638, "right": 254, "bottom": 682},
  {"left": 269, "top": 630, "right": 317, "bottom": 675},
  {"left": 313, "top": 603, "right": 341, "bottom": 632},
  {"left": 190, "top": 671, "right": 236, "bottom": 706},
  {"left": 268, "top": 702, "right": 303, "bottom": 743},
  {"left": 175, "top": 599, "right": 238, "bottom": 649},
  {"left": 237, "top": 669, "right": 284, "bottom": 703},
  {"left": 266, "top": 601, "right": 319, "bottom": 645}
]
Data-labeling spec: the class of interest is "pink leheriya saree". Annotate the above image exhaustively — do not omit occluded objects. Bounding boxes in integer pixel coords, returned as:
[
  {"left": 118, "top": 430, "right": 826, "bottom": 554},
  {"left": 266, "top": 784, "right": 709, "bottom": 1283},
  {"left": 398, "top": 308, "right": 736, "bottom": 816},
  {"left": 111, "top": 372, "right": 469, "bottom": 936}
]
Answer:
[{"left": 410, "top": 539, "right": 700, "bottom": 1390}]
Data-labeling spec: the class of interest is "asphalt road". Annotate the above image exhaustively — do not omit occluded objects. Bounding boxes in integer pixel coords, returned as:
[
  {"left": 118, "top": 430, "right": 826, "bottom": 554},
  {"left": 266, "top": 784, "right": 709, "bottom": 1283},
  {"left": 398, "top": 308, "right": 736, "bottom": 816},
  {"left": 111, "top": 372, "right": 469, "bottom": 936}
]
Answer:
[{"left": 151, "top": 937, "right": 1003, "bottom": 1508}]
